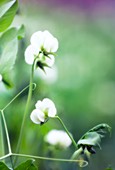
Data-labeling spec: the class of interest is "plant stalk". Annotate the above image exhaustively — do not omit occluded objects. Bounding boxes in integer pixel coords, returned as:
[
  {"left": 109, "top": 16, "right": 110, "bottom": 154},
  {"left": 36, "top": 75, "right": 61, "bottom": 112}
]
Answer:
[
  {"left": 2, "top": 84, "right": 33, "bottom": 111},
  {"left": 55, "top": 116, "right": 78, "bottom": 149},
  {"left": 12, "top": 153, "right": 87, "bottom": 166},
  {"left": 15, "top": 61, "right": 35, "bottom": 162},
  {"left": 0, "top": 110, "right": 12, "bottom": 154}
]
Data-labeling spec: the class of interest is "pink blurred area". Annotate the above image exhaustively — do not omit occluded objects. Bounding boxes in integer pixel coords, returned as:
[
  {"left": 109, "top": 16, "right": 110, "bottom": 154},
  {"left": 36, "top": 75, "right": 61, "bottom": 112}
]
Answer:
[
  {"left": 19, "top": 0, "right": 115, "bottom": 18},
  {"left": 20, "top": 0, "right": 115, "bottom": 10}
]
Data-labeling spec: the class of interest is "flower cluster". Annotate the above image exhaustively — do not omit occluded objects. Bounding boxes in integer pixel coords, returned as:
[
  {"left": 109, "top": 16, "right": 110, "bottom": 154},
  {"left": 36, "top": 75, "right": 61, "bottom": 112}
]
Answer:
[
  {"left": 25, "top": 30, "right": 58, "bottom": 70},
  {"left": 30, "top": 98, "right": 57, "bottom": 125},
  {"left": 45, "top": 129, "right": 72, "bottom": 149}
]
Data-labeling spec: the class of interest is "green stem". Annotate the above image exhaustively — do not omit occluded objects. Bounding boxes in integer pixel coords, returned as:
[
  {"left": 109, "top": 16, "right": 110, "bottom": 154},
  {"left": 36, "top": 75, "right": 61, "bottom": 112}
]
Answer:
[
  {"left": 0, "top": 153, "right": 11, "bottom": 161},
  {"left": 55, "top": 116, "right": 78, "bottom": 149},
  {"left": 12, "top": 153, "right": 87, "bottom": 165},
  {"left": 0, "top": 110, "right": 12, "bottom": 154},
  {"left": 0, "top": 153, "right": 88, "bottom": 167},
  {"left": 2, "top": 84, "right": 36, "bottom": 112},
  {"left": 0, "top": 152, "right": 88, "bottom": 168},
  {"left": 16, "top": 62, "right": 35, "bottom": 156},
  {"left": 0, "top": 113, "right": 4, "bottom": 156},
  {"left": 0, "top": 111, "right": 14, "bottom": 168}
]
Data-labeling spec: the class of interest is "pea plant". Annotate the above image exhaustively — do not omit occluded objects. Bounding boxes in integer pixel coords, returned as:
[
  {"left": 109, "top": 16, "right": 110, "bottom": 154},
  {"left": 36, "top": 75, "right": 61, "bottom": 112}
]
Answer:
[{"left": 0, "top": 0, "right": 111, "bottom": 169}]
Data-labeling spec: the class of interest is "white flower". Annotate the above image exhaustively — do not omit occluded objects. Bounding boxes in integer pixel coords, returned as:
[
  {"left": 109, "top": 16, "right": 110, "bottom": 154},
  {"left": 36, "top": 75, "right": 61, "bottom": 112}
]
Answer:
[
  {"left": 30, "top": 98, "right": 57, "bottom": 124},
  {"left": 45, "top": 129, "right": 72, "bottom": 149},
  {"left": 24, "top": 30, "right": 58, "bottom": 67},
  {"left": 30, "top": 30, "right": 58, "bottom": 53},
  {"left": 0, "top": 74, "right": 2, "bottom": 82}
]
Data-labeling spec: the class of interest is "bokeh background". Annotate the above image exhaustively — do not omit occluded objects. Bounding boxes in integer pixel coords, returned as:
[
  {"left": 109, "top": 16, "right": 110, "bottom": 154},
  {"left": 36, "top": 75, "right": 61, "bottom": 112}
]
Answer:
[{"left": 0, "top": 0, "right": 115, "bottom": 169}]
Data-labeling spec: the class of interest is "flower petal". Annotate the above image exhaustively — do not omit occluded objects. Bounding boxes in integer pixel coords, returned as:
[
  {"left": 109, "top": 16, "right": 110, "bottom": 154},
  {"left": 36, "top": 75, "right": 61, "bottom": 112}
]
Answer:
[
  {"left": 43, "top": 30, "right": 53, "bottom": 37},
  {"left": 35, "top": 100, "right": 43, "bottom": 110},
  {"left": 43, "top": 30, "right": 58, "bottom": 52},
  {"left": 45, "top": 130, "right": 59, "bottom": 145},
  {"left": 43, "top": 36, "right": 53, "bottom": 52},
  {"left": 30, "top": 109, "right": 45, "bottom": 124},
  {"left": 45, "top": 130, "right": 72, "bottom": 148},
  {"left": 50, "top": 38, "right": 58, "bottom": 52},
  {"left": 42, "top": 98, "right": 57, "bottom": 117},
  {"left": 30, "top": 31, "right": 44, "bottom": 49},
  {"left": 25, "top": 45, "right": 35, "bottom": 65}
]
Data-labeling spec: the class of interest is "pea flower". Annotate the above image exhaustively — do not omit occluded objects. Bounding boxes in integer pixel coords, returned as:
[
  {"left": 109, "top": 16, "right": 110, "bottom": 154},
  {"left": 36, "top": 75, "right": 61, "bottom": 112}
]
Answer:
[
  {"left": 44, "top": 129, "right": 72, "bottom": 149},
  {"left": 30, "top": 98, "right": 57, "bottom": 125},
  {"left": 24, "top": 30, "right": 58, "bottom": 69},
  {"left": 0, "top": 74, "right": 2, "bottom": 82}
]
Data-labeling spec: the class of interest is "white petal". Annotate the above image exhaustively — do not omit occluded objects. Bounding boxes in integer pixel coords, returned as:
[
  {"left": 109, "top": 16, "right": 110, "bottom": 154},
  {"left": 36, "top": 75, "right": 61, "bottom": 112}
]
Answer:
[
  {"left": 59, "top": 131, "right": 72, "bottom": 147},
  {"left": 45, "top": 130, "right": 59, "bottom": 145},
  {"left": 35, "top": 100, "right": 43, "bottom": 109},
  {"left": 42, "top": 98, "right": 57, "bottom": 117},
  {"left": 45, "top": 55, "right": 55, "bottom": 67},
  {"left": 0, "top": 74, "right": 2, "bottom": 82},
  {"left": 43, "top": 30, "right": 53, "bottom": 37},
  {"left": 30, "top": 109, "right": 45, "bottom": 124},
  {"left": 43, "top": 30, "right": 53, "bottom": 42},
  {"left": 24, "top": 45, "right": 35, "bottom": 65},
  {"left": 30, "top": 31, "right": 44, "bottom": 49},
  {"left": 45, "top": 130, "right": 72, "bottom": 148},
  {"left": 43, "top": 31, "right": 58, "bottom": 52},
  {"left": 37, "top": 109, "right": 45, "bottom": 122},
  {"left": 50, "top": 38, "right": 58, "bottom": 52},
  {"left": 43, "top": 36, "right": 53, "bottom": 52}
]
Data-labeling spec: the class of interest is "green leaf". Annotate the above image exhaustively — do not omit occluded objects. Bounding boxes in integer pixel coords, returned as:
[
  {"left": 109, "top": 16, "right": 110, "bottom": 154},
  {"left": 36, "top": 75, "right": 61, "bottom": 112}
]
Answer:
[
  {"left": 0, "top": 27, "right": 18, "bottom": 74},
  {"left": 0, "top": 0, "right": 18, "bottom": 32},
  {"left": 2, "top": 72, "right": 14, "bottom": 88},
  {"left": 15, "top": 160, "right": 38, "bottom": 170},
  {"left": 78, "top": 132, "right": 102, "bottom": 148},
  {"left": 17, "top": 24, "right": 25, "bottom": 40},
  {"left": 90, "top": 123, "right": 111, "bottom": 134},
  {"left": 0, "top": 162, "right": 9, "bottom": 170},
  {"left": 71, "top": 123, "right": 111, "bottom": 167},
  {"left": 0, "top": 26, "right": 24, "bottom": 88},
  {"left": 77, "top": 123, "right": 111, "bottom": 149},
  {"left": 0, "top": 26, "right": 25, "bottom": 74}
]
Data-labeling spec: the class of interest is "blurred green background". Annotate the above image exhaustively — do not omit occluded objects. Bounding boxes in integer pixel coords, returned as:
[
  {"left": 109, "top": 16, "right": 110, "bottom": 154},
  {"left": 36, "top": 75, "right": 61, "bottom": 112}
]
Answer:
[{"left": 0, "top": 0, "right": 115, "bottom": 169}]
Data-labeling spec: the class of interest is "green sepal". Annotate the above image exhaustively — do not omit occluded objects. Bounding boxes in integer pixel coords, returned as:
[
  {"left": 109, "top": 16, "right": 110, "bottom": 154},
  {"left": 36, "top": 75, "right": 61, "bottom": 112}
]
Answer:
[{"left": 36, "top": 61, "right": 50, "bottom": 73}]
